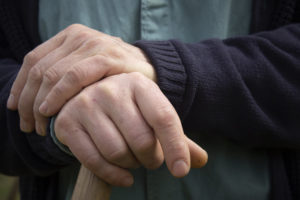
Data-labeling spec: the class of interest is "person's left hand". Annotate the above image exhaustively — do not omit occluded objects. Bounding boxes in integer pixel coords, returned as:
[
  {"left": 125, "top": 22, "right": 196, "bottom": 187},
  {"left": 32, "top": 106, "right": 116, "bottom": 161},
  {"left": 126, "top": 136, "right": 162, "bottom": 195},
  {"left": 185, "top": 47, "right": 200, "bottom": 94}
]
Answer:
[
  {"left": 6, "top": 24, "right": 156, "bottom": 135},
  {"left": 53, "top": 72, "right": 207, "bottom": 186}
]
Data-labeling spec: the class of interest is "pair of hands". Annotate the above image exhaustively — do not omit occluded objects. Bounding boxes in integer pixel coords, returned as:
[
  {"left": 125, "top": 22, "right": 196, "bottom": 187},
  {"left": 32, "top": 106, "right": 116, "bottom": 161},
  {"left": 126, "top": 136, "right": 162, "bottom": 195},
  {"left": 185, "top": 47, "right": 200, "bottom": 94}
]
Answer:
[{"left": 7, "top": 24, "right": 207, "bottom": 186}]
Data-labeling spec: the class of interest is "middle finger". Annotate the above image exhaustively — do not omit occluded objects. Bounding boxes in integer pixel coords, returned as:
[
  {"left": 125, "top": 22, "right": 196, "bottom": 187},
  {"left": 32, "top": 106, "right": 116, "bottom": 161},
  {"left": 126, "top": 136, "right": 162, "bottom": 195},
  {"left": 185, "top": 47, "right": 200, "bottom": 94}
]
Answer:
[
  {"left": 33, "top": 53, "right": 89, "bottom": 135},
  {"left": 18, "top": 48, "right": 71, "bottom": 132}
]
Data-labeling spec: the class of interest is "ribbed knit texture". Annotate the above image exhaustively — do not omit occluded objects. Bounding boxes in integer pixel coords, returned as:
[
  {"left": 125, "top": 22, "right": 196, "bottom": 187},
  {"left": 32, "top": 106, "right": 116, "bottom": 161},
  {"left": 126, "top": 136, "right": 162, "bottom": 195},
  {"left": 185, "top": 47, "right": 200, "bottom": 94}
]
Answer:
[
  {"left": 0, "top": 0, "right": 300, "bottom": 200},
  {"left": 134, "top": 41, "right": 187, "bottom": 118},
  {"left": 135, "top": 21, "right": 300, "bottom": 200}
]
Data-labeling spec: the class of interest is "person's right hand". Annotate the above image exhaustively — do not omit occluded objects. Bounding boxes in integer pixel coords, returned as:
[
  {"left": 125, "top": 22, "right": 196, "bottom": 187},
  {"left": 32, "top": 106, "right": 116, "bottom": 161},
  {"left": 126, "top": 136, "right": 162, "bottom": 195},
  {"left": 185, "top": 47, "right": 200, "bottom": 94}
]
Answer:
[
  {"left": 6, "top": 24, "right": 156, "bottom": 136},
  {"left": 54, "top": 72, "right": 207, "bottom": 187}
]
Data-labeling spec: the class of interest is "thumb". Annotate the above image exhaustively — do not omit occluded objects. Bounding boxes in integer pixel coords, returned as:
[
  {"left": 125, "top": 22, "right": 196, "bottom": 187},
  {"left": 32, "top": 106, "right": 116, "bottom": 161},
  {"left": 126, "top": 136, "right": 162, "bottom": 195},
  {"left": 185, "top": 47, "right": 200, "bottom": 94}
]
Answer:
[{"left": 186, "top": 136, "right": 208, "bottom": 168}]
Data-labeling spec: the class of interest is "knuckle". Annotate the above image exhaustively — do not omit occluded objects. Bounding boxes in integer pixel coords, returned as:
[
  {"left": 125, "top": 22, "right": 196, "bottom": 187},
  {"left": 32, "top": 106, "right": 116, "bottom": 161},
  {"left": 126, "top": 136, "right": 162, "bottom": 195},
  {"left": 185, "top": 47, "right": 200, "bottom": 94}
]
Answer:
[
  {"left": 105, "top": 148, "right": 128, "bottom": 164},
  {"left": 153, "top": 106, "right": 177, "bottom": 129},
  {"left": 106, "top": 46, "right": 124, "bottom": 59},
  {"left": 83, "top": 153, "right": 100, "bottom": 171},
  {"left": 167, "top": 139, "right": 187, "bottom": 155},
  {"left": 65, "top": 24, "right": 91, "bottom": 47},
  {"left": 55, "top": 131, "right": 66, "bottom": 145},
  {"left": 28, "top": 66, "right": 43, "bottom": 83},
  {"left": 18, "top": 111, "right": 33, "bottom": 125},
  {"left": 93, "top": 54, "right": 110, "bottom": 67},
  {"left": 130, "top": 71, "right": 144, "bottom": 78},
  {"left": 73, "top": 31, "right": 90, "bottom": 43},
  {"left": 97, "top": 168, "right": 119, "bottom": 185},
  {"left": 112, "top": 36, "right": 123, "bottom": 42},
  {"left": 98, "top": 171, "right": 111, "bottom": 183},
  {"left": 74, "top": 93, "right": 92, "bottom": 110},
  {"left": 131, "top": 133, "right": 163, "bottom": 169},
  {"left": 33, "top": 102, "right": 40, "bottom": 115},
  {"left": 132, "top": 134, "right": 156, "bottom": 154},
  {"left": 43, "top": 69, "right": 60, "bottom": 86},
  {"left": 96, "top": 83, "right": 118, "bottom": 101},
  {"left": 83, "top": 37, "right": 103, "bottom": 49},
  {"left": 65, "top": 67, "right": 83, "bottom": 85},
  {"left": 51, "top": 84, "right": 65, "bottom": 99},
  {"left": 19, "top": 112, "right": 33, "bottom": 123},
  {"left": 65, "top": 24, "right": 84, "bottom": 33},
  {"left": 24, "top": 50, "right": 39, "bottom": 66},
  {"left": 129, "top": 72, "right": 149, "bottom": 84},
  {"left": 102, "top": 38, "right": 125, "bottom": 59},
  {"left": 54, "top": 114, "right": 69, "bottom": 132},
  {"left": 54, "top": 114, "right": 71, "bottom": 143},
  {"left": 18, "top": 104, "right": 33, "bottom": 122}
]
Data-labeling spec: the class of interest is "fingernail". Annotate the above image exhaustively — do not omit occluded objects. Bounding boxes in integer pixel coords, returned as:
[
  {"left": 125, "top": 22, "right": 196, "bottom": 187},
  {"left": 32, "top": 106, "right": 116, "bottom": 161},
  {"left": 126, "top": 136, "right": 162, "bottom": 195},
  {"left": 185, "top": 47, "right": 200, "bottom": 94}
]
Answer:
[
  {"left": 172, "top": 160, "right": 189, "bottom": 178},
  {"left": 122, "top": 176, "right": 134, "bottom": 187},
  {"left": 7, "top": 94, "right": 15, "bottom": 109},
  {"left": 39, "top": 101, "right": 48, "bottom": 115},
  {"left": 20, "top": 119, "right": 32, "bottom": 133}
]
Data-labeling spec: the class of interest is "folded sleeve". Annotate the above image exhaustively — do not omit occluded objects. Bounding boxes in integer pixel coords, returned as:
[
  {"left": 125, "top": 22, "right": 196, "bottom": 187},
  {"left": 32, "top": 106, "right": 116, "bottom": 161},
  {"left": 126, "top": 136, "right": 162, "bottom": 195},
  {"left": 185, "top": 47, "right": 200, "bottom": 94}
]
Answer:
[{"left": 135, "top": 23, "right": 300, "bottom": 149}]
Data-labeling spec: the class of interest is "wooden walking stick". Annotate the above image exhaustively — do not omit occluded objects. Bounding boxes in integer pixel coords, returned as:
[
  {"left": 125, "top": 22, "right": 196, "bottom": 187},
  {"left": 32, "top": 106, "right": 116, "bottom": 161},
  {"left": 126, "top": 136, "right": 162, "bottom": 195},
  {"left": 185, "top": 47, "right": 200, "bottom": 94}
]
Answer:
[{"left": 71, "top": 166, "right": 111, "bottom": 200}]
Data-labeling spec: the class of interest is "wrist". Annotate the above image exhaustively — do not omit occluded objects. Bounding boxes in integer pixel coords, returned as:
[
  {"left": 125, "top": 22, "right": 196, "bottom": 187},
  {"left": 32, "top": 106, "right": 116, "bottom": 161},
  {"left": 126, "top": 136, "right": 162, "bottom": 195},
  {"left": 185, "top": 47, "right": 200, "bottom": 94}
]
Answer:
[{"left": 135, "top": 47, "right": 157, "bottom": 83}]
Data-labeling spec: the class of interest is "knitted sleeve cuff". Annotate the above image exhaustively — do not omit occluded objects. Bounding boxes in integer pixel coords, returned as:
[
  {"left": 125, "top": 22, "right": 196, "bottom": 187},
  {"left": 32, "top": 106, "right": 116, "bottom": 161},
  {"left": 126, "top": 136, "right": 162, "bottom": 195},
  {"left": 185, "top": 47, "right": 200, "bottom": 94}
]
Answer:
[
  {"left": 49, "top": 116, "right": 73, "bottom": 157},
  {"left": 134, "top": 40, "right": 187, "bottom": 119}
]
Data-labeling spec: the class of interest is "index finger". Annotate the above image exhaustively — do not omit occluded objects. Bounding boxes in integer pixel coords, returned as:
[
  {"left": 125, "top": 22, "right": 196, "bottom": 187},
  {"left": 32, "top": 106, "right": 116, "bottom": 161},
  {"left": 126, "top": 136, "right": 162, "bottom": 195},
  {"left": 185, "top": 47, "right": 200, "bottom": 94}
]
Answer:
[
  {"left": 133, "top": 73, "right": 190, "bottom": 177},
  {"left": 7, "top": 31, "right": 66, "bottom": 110}
]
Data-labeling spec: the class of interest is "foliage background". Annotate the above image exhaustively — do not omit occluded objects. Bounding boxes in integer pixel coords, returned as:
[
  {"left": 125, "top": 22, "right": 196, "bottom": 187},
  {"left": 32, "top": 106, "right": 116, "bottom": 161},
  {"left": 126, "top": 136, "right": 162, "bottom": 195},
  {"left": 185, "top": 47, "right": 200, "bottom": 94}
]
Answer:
[{"left": 0, "top": 174, "right": 19, "bottom": 200}]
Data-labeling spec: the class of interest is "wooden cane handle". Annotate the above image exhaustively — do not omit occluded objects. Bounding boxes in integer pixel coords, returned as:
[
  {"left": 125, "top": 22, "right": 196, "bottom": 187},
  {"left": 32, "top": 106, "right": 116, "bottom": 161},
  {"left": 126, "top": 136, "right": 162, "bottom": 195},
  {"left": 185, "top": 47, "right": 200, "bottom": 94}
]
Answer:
[{"left": 71, "top": 166, "right": 111, "bottom": 200}]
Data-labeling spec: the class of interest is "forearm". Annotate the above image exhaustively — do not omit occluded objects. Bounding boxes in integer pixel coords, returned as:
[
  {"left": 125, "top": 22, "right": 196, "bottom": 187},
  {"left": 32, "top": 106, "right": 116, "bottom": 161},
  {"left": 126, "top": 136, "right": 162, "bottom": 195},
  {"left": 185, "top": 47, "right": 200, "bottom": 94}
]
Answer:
[{"left": 135, "top": 23, "right": 300, "bottom": 149}]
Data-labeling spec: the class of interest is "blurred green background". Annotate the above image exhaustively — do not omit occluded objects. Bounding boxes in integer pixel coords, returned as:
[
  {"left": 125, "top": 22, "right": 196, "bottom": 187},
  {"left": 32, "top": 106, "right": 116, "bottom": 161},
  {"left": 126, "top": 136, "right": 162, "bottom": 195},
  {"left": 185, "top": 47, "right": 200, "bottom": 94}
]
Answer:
[{"left": 0, "top": 174, "right": 19, "bottom": 200}]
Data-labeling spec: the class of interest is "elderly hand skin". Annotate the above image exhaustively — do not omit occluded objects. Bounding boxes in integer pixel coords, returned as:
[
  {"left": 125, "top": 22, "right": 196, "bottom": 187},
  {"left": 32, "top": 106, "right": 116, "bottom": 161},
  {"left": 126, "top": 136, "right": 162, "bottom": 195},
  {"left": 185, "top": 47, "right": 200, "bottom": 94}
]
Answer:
[
  {"left": 7, "top": 24, "right": 156, "bottom": 135},
  {"left": 6, "top": 24, "right": 208, "bottom": 183},
  {"left": 54, "top": 72, "right": 208, "bottom": 187}
]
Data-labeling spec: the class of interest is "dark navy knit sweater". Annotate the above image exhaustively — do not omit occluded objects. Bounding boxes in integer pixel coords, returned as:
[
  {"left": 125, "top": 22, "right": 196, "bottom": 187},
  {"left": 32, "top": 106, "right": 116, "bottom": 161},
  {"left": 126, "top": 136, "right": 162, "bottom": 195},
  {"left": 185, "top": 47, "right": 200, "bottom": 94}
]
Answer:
[{"left": 0, "top": 0, "right": 299, "bottom": 199}]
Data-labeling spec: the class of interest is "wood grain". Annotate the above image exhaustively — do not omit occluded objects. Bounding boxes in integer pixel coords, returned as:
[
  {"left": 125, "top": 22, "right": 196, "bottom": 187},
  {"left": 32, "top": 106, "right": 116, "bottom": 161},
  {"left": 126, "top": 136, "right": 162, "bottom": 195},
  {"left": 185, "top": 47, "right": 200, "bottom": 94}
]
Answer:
[{"left": 71, "top": 166, "right": 111, "bottom": 200}]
